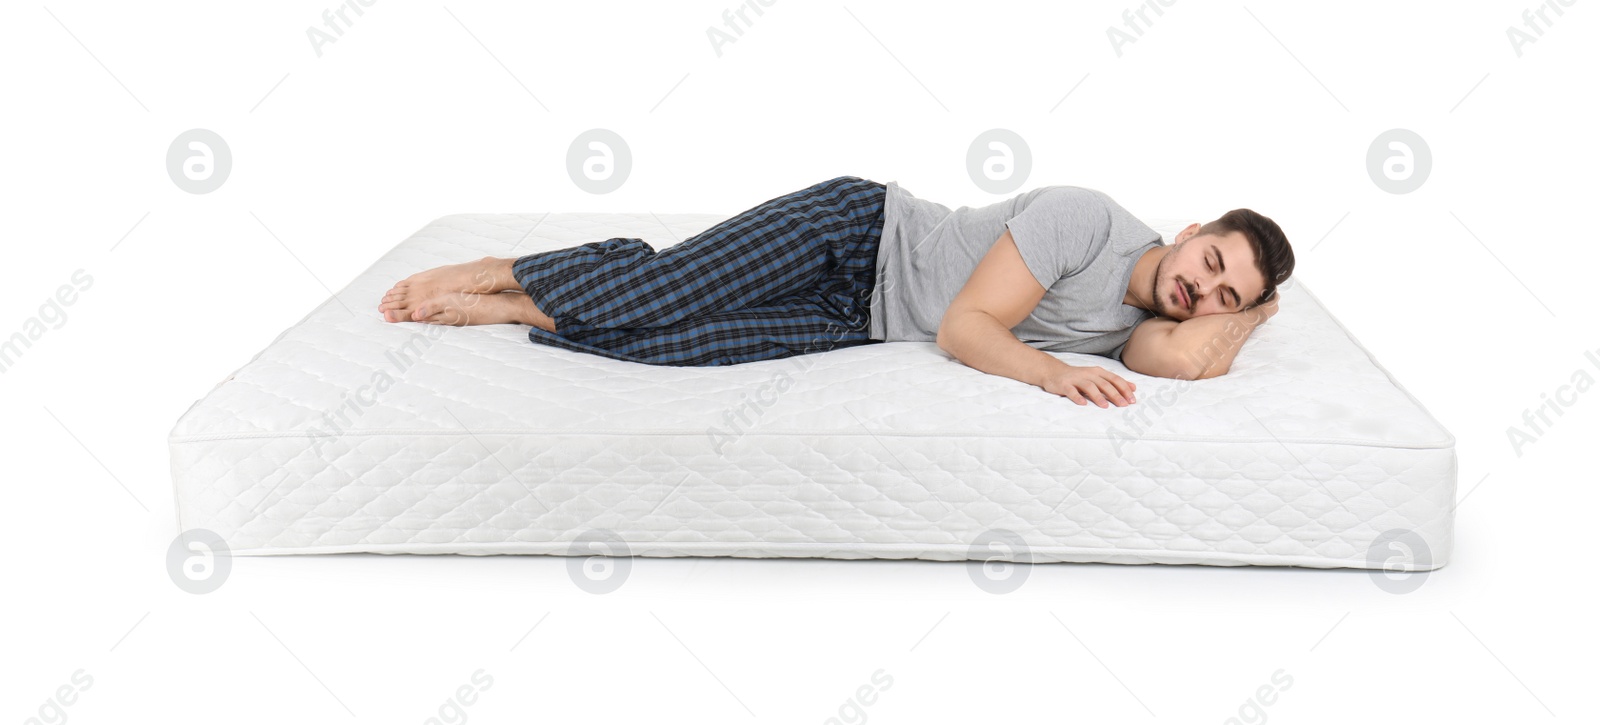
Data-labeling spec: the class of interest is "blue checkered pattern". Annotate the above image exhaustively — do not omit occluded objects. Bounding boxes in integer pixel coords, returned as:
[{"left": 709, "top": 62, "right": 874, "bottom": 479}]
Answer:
[{"left": 511, "top": 175, "right": 887, "bottom": 366}]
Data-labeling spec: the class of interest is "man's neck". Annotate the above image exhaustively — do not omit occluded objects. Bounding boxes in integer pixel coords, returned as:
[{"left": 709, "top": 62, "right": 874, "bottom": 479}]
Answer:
[{"left": 1123, "top": 245, "right": 1167, "bottom": 311}]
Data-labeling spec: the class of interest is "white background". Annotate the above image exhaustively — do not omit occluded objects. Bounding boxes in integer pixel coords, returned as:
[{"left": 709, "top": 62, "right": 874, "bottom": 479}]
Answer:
[{"left": 3, "top": 1, "right": 1595, "bottom": 723}]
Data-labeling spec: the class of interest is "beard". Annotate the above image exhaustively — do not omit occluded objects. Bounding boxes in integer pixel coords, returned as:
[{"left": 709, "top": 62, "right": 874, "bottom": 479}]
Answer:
[{"left": 1150, "top": 247, "right": 1188, "bottom": 319}]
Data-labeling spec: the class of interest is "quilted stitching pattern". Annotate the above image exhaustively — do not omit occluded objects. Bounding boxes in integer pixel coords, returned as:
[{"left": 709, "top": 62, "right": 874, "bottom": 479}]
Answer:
[{"left": 168, "top": 213, "right": 1456, "bottom": 569}]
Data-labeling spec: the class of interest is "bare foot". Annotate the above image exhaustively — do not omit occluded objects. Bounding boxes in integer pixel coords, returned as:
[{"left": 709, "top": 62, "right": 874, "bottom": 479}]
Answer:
[
  {"left": 379, "top": 257, "right": 519, "bottom": 322},
  {"left": 412, "top": 291, "right": 555, "bottom": 330}
]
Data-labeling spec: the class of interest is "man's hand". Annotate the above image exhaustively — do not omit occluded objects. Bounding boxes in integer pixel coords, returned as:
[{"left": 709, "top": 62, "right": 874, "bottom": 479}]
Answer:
[
  {"left": 1247, "top": 296, "right": 1279, "bottom": 324},
  {"left": 1121, "top": 294, "right": 1281, "bottom": 380},
  {"left": 938, "top": 229, "right": 1136, "bottom": 406},
  {"left": 1041, "top": 364, "right": 1137, "bottom": 408}
]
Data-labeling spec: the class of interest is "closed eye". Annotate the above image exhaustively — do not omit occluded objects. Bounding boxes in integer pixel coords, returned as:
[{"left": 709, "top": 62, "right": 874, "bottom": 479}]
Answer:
[{"left": 1207, "top": 252, "right": 1241, "bottom": 308}]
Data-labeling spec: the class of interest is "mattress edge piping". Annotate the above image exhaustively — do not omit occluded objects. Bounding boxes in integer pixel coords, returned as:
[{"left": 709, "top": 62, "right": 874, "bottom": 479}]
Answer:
[
  {"left": 1293, "top": 280, "right": 1457, "bottom": 449},
  {"left": 167, "top": 428, "right": 1457, "bottom": 450}
]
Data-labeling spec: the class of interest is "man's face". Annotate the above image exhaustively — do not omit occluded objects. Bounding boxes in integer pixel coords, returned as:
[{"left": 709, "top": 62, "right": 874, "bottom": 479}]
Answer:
[{"left": 1150, "top": 226, "right": 1268, "bottom": 321}]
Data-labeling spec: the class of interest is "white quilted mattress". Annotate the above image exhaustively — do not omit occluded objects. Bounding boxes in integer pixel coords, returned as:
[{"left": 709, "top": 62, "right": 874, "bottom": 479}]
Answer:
[{"left": 168, "top": 212, "right": 1456, "bottom": 569}]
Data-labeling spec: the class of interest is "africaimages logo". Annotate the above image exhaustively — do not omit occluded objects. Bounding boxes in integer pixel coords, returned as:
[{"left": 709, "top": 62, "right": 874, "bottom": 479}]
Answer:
[{"left": 1505, "top": 345, "right": 1599, "bottom": 457}]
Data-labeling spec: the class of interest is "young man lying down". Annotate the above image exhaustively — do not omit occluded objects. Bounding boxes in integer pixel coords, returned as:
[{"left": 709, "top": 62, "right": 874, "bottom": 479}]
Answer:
[{"left": 377, "top": 176, "right": 1296, "bottom": 408}]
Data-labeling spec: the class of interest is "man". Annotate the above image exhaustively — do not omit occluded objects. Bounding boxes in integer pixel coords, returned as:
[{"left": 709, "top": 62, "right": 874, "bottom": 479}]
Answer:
[
  {"left": 906, "top": 182, "right": 1295, "bottom": 408},
  {"left": 377, "top": 176, "right": 1295, "bottom": 408}
]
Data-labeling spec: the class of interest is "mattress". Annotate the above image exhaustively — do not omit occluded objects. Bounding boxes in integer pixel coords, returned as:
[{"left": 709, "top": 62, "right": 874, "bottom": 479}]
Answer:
[{"left": 167, "top": 212, "right": 1456, "bottom": 569}]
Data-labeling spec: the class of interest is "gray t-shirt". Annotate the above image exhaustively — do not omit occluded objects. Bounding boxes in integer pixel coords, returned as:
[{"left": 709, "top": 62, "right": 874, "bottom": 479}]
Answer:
[{"left": 868, "top": 181, "right": 1163, "bottom": 361}]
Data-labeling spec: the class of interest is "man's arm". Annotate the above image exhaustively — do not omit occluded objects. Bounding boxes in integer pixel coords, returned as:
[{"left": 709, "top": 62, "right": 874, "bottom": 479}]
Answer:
[
  {"left": 936, "top": 229, "right": 1137, "bottom": 408},
  {"left": 1120, "top": 297, "right": 1279, "bottom": 380}
]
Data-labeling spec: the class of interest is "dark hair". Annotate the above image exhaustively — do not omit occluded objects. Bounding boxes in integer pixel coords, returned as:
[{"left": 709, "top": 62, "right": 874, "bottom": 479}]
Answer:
[{"left": 1196, "top": 208, "right": 1294, "bottom": 307}]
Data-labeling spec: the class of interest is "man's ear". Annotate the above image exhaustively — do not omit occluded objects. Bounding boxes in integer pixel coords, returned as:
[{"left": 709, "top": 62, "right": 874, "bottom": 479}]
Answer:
[{"left": 1174, "top": 223, "right": 1201, "bottom": 244}]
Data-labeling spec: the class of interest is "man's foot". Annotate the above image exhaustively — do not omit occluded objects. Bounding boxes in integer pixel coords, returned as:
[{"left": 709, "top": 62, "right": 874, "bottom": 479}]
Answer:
[
  {"left": 412, "top": 291, "right": 556, "bottom": 331},
  {"left": 379, "top": 257, "right": 519, "bottom": 322}
]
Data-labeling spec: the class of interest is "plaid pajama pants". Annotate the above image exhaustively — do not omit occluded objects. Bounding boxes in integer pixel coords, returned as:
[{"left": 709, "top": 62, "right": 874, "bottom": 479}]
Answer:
[{"left": 510, "top": 175, "right": 888, "bottom": 366}]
